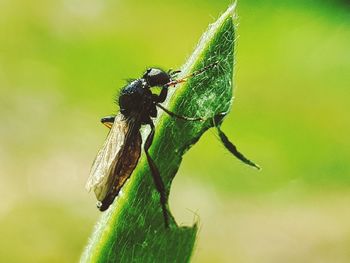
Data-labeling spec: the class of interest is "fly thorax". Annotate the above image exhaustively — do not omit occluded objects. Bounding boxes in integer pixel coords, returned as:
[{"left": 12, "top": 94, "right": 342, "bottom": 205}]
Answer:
[{"left": 119, "top": 79, "right": 147, "bottom": 117}]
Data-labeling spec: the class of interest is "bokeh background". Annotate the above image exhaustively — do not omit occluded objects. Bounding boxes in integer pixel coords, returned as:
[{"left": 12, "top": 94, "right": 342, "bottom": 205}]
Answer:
[{"left": 1, "top": 0, "right": 349, "bottom": 262}]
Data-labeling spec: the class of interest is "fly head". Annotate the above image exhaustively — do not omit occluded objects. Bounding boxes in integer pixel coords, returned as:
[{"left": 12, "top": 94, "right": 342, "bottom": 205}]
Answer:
[{"left": 143, "top": 68, "right": 171, "bottom": 87}]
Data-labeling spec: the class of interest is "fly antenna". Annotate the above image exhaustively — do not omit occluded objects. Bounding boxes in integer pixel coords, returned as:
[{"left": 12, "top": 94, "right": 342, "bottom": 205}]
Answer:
[{"left": 166, "top": 61, "right": 218, "bottom": 87}]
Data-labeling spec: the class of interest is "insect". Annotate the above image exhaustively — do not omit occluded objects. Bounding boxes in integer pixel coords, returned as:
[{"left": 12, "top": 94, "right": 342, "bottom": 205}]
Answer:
[{"left": 86, "top": 63, "right": 259, "bottom": 228}]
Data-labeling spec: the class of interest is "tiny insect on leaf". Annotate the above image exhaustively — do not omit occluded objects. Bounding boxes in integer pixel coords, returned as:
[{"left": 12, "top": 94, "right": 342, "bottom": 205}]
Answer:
[
  {"left": 81, "top": 5, "right": 258, "bottom": 263},
  {"left": 87, "top": 63, "right": 259, "bottom": 226}
]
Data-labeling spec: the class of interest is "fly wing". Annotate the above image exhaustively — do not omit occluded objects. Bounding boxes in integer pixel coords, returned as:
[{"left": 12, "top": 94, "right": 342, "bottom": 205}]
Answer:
[
  {"left": 85, "top": 113, "right": 141, "bottom": 201},
  {"left": 108, "top": 129, "right": 142, "bottom": 196}
]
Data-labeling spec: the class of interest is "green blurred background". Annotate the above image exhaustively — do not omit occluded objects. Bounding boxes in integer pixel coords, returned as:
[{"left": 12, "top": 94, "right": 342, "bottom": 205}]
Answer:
[{"left": 0, "top": 0, "right": 349, "bottom": 262}]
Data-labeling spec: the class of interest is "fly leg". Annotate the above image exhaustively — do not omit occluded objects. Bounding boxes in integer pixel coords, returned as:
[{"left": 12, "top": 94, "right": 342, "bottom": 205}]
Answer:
[
  {"left": 211, "top": 114, "right": 260, "bottom": 169},
  {"left": 154, "top": 85, "right": 169, "bottom": 104},
  {"left": 156, "top": 100, "right": 260, "bottom": 169},
  {"left": 216, "top": 125, "right": 260, "bottom": 169},
  {"left": 101, "top": 115, "right": 115, "bottom": 129},
  {"left": 157, "top": 106, "right": 260, "bottom": 169},
  {"left": 144, "top": 120, "right": 171, "bottom": 228},
  {"left": 167, "top": 69, "right": 181, "bottom": 78},
  {"left": 156, "top": 103, "right": 205, "bottom": 121},
  {"left": 153, "top": 71, "right": 181, "bottom": 104}
]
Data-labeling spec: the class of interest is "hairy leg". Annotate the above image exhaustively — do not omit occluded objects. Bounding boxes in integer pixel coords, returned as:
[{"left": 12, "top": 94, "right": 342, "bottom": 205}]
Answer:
[
  {"left": 216, "top": 126, "right": 260, "bottom": 169},
  {"left": 144, "top": 120, "right": 171, "bottom": 228}
]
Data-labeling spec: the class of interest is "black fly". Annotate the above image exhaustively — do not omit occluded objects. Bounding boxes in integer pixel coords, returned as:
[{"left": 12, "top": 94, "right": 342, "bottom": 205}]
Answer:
[{"left": 86, "top": 63, "right": 259, "bottom": 228}]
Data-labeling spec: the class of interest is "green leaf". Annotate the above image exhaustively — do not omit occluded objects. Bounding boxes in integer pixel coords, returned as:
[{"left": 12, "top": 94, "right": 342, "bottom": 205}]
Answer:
[{"left": 81, "top": 4, "right": 236, "bottom": 263}]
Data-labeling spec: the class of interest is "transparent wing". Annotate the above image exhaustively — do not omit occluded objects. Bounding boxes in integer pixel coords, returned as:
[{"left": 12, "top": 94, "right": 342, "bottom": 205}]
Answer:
[{"left": 85, "top": 114, "right": 129, "bottom": 201}]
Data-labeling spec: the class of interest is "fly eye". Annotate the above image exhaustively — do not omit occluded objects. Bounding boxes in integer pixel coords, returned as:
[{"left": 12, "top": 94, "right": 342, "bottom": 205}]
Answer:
[{"left": 143, "top": 68, "right": 157, "bottom": 78}]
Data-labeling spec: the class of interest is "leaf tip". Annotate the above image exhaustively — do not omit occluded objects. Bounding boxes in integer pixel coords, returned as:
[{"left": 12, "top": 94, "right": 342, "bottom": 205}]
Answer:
[{"left": 221, "top": 2, "right": 237, "bottom": 21}]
